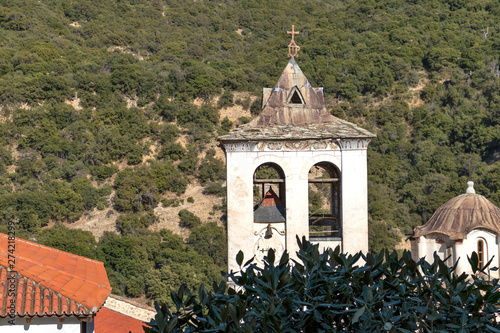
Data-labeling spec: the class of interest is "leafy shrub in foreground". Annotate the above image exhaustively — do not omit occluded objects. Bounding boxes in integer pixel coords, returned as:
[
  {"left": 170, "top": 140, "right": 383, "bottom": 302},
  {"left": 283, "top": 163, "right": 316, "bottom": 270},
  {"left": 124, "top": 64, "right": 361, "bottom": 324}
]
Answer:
[{"left": 146, "top": 237, "right": 500, "bottom": 333}]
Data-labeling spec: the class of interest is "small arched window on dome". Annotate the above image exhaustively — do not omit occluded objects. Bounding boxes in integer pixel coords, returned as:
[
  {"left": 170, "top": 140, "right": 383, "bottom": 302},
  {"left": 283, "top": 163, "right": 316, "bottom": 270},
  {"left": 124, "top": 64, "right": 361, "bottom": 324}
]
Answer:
[{"left": 477, "top": 239, "right": 485, "bottom": 269}]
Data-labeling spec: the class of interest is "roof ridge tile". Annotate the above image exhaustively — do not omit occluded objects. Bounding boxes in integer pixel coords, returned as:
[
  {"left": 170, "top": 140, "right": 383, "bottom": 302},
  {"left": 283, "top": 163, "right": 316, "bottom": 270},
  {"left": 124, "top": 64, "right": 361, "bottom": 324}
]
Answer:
[{"left": 0, "top": 234, "right": 104, "bottom": 264}]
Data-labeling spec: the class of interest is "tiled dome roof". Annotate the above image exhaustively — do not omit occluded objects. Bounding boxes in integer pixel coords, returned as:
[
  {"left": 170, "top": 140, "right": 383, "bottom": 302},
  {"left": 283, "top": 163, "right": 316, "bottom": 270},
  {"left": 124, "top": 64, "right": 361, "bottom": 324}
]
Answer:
[{"left": 413, "top": 182, "right": 500, "bottom": 240}]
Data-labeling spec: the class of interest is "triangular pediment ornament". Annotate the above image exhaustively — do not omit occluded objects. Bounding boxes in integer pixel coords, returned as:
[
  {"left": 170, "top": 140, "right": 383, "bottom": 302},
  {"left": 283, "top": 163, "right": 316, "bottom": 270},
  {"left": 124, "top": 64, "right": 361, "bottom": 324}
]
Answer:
[{"left": 287, "top": 86, "right": 305, "bottom": 105}]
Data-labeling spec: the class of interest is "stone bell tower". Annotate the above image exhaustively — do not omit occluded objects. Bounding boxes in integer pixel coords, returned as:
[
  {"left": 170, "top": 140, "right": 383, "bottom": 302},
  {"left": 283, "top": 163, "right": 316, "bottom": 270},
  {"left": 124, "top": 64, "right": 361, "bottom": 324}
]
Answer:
[{"left": 219, "top": 27, "right": 375, "bottom": 272}]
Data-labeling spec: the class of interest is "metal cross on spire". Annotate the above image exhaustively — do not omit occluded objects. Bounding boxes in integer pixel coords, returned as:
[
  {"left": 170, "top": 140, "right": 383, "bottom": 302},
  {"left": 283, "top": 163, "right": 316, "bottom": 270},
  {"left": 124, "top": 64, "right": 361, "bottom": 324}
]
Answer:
[
  {"left": 464, "top": 158, "right": 477, "bottom": 180},
  {"left": 287, "top": 25, "right": 300, "bottom": 58}
]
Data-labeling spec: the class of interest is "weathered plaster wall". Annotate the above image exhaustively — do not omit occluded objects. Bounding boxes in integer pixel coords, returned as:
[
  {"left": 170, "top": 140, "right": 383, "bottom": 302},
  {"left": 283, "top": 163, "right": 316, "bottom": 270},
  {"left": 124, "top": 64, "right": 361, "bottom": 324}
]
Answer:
[
  {"left": 103, "top": 294, "right": 155, "bottom": 322},
  {"left": 225, "top": 140, "right": 369, "bottom": 273},
  {"left": 226, "top": 151, "right": 255, "bottom": 273},
  {"left": 415, "top": 234, "right": 449, "bottom": 263},
  {"left": 458, "top": 229, "right": 499, "bottom": 278},
  {"left": 315, "top": 239, "right": 342, "bottom": 253},
  {"left": 413, "top": 230, "right": 500, "bottom": 279},
  {"left": 340, "top": 149, "right": 369, "bottom": 255}
]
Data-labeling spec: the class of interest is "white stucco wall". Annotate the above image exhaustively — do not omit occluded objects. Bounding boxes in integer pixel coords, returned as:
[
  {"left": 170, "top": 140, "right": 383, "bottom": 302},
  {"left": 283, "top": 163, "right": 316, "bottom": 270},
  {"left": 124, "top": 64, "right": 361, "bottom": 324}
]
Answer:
[
  {"left": 458, "top": 229, "right": 499, "bottom": 278},
  {"left": 416, "top": 234, "right": 450, "bottom": 263},
  {"left": 340, "top": 149, "right": 369, "bottom": 255},
  {"left": 225, "top": 139, "right": 370, "bottom": 272},
  {"left": 413, "top": 230, "right": 500, "bottom": 279},
  {"left": 0, "top": 317, "right": 94, "bottom": 333}
]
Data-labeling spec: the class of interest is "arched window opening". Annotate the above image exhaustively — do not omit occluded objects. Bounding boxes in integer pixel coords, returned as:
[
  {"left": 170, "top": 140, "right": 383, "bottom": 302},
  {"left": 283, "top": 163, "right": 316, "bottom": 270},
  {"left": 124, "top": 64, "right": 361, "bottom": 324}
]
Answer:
[
  {"left": 308, "top": 162, "right": 340, "bottom": 238},
  {"left": 253, "top": 163, "right": 286, "bottom": 223},
  {"left": 478, "top": 239, "right": 485, "bottom": 269}
]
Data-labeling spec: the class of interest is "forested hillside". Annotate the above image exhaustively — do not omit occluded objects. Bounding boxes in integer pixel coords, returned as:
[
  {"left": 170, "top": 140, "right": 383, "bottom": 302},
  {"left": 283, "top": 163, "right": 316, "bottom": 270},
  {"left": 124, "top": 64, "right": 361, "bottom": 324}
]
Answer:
[{"left": 1, "top": 0, "right": 500, "bottom": 303}]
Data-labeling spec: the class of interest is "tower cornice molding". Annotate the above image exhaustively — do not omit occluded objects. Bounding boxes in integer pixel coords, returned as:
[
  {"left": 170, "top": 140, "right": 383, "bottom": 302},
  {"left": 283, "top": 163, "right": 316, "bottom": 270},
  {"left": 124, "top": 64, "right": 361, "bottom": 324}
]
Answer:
[{"left": 221, "top": 138, "right": 372, "bottom": 152}]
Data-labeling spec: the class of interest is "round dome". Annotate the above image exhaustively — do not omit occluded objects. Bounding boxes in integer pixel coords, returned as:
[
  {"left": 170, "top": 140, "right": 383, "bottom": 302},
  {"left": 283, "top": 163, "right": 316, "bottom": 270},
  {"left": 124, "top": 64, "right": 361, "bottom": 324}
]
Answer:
[{"left": 413, "top": 187, "right": 500, "bottom": 240}]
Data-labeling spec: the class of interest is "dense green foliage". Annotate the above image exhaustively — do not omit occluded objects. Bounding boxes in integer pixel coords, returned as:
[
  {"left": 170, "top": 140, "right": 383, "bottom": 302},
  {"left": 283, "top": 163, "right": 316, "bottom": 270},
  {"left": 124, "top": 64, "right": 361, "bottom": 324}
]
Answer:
[
  {"left": 178, "top": 209, "right": 202, "bottom": 229},
  {"left": 146, "top": 238, "right": 500, "bottom": 333},
  {"left": 1, "top": 0, "right": 500, "bottom": 302},
  {"left": 36, "top": 224, "right": 98, "bottom": 258}
]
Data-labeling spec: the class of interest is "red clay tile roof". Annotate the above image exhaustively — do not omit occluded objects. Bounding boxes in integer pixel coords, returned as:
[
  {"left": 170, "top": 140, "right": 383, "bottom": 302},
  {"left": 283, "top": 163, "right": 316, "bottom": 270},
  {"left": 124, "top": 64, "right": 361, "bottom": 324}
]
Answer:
[
  {"left": 0, "top": 233, "right": 111, "bottom": 317},
  {"left": 95, "top": 307, "right": 148, "bottom": 333}
]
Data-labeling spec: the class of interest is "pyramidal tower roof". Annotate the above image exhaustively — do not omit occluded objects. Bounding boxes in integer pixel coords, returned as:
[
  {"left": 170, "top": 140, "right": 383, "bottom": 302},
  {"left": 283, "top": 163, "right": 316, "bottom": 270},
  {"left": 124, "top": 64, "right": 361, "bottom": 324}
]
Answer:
[
  {"left": 253, "top": 58, "right": 335, "bottom": 126},
  {"left": 220, "top": 58, "right": 375, "bottom": 141}
]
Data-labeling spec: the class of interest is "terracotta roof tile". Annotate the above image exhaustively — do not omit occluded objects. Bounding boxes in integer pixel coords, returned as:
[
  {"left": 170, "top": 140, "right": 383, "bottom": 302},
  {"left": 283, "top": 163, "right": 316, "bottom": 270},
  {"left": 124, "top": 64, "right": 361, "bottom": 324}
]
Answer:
[
  {"left": 24, "top": 281, "right": 33, "bottom": 315},
  {"left": 61, "top": 297, "right": 68, "bottom": 313},
  {"left": 64, "top": 278, "right": 86, "bottom": 297},
  {"left": 69, "top": 301, "right": 77, "bottom": 313},
  {"left": 95, "top": 307, "right": 149, "bottom": 333},
  {"left": 52, "top": 292, "right": 59, "bottom": 312},
  {"left": 38, "top": 269, "right": 60, "bottom": 283},
  {"left": 50, "top": 273, "right": 73, "bottom": 287},
  {"left": 0, "top": 233, "right": 111, "bottom": 318}
]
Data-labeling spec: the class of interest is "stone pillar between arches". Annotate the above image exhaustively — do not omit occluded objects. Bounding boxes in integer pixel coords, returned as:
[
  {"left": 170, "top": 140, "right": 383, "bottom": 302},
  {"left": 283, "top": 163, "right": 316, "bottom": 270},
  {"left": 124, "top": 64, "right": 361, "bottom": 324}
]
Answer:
[
  {"left": 341, "top": 149, "right": 369, "bottom": 255},
  {"left": 284, "top": 177, "right": 308, "bottom": 261}
]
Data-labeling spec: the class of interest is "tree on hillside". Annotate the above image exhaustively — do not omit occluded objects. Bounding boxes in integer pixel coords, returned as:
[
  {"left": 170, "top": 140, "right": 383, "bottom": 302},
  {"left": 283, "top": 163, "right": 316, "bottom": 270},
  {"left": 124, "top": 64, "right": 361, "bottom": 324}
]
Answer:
[
  {"left": 36, "top": 224, "right": 97, "bottom": 259},
  {"left": 3, "top": 0, "right": 500, "bottom": 308},
  {"left": 188, "top": 222, "right": 227, "bottom": 266}
]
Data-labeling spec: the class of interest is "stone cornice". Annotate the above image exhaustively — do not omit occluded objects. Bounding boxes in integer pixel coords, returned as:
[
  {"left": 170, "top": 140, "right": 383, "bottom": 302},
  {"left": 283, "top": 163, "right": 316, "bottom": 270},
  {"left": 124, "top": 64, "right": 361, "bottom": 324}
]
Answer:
[{"left": 221, "top": 138, "right": 371, "bottom": 152}]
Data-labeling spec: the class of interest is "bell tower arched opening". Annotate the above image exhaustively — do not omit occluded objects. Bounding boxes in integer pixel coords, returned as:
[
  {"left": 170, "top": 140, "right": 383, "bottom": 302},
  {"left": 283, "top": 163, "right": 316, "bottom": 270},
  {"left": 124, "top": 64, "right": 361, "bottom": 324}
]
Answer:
[
  {"left": 253, "top": 163, "right": 286, "bottom": 262},
  {"left": 253, "top": 163, "right": 286, "bottom": 210},
  {"left": 308, "top": 162, "right": 340, "bottom": 239}
]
